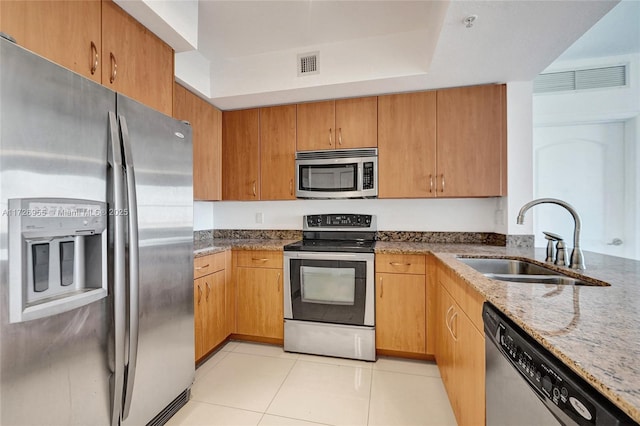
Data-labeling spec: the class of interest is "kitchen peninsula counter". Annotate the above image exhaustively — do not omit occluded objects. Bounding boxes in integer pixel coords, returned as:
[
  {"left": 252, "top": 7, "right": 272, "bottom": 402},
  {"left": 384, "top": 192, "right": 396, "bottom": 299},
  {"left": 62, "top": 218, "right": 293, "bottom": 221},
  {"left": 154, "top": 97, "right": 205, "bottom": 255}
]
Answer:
[{"left": 377, "top": 241, "right": 640, "bottom": 423}]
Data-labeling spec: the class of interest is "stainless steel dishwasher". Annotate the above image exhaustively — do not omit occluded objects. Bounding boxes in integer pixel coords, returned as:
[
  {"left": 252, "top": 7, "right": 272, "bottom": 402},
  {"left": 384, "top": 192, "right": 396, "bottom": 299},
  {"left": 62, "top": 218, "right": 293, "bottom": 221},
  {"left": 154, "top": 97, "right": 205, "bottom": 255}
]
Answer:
[{"left": 483, "top": 303, "right": 637, "bottom": 426}]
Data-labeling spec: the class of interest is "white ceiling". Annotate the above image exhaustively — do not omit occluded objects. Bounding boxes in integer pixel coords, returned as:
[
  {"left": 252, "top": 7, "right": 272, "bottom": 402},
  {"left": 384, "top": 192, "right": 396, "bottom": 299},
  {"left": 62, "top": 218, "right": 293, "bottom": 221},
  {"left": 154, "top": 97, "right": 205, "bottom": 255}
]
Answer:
[{"left": 120, "top": 0, "right": 625, "bottom": 109}]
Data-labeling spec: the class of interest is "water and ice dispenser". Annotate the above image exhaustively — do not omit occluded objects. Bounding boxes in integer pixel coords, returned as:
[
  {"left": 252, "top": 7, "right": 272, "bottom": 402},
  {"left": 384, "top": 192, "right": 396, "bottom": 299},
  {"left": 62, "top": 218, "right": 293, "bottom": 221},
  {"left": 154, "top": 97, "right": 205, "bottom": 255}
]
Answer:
[{"left": 8, "top": 198, "right": 108, "bottom": 323}]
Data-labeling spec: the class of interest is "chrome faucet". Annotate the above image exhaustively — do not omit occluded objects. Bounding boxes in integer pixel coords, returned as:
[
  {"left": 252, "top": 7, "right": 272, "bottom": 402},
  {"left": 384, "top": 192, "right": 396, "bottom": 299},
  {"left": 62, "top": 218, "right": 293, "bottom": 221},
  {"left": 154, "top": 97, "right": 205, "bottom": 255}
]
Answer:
[{"left": 517, "top": 198, "right": 585, "bottom": 269}]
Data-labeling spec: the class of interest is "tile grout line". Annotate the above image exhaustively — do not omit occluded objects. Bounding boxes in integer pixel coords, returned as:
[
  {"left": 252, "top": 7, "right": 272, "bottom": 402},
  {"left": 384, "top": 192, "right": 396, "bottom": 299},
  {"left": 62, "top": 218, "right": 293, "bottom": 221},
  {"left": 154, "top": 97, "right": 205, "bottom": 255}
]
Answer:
[
  {"left": 261, "top": 351, "right": 300, "bottom": 419},
  {"left": 366, "top": 366, "right": 374, "bottom": 426}
]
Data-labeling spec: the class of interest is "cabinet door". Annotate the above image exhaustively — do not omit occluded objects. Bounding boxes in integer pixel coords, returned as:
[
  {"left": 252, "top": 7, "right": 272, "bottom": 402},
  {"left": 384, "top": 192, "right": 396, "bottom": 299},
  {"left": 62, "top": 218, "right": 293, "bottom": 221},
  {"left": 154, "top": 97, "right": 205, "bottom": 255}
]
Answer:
[
  {"left": 204, "top": 270, "right": 226, "bottom": 350},
  {"left": 378, "top": 91, "right": 437, "bottom": 198},
  {"left": 375, "top": 273, "right": 426, "bottom": 354},
  {"left": 236, "top": 267, "right": 283, "bottom": 339},
  {"left": 194, "top": 277, "right": 206, "bottom": 361},
  {"left": 101, "top": 0, "right": 174, "bottom": 116},
  {"left": 436, "top": 84, "right": 506, "bottom": 197},
  {"left": 436, "top": 282, "right": 456, "bottom": 389},
  {"left": 335, "top": 97, "right": 377, "bottom": 149},
  {"left": 296, "top": 100, "right": 335, "bottom": 151},
  {"left": 456, "top": 310, "right": 485, "bottom": 426},
  {"left": 174, "top": 84, "right": 222, "bottom": 200},
  {"left": 260, "top": 105, "right": 296, "bottom": 200},
  {"left": 222, "top": 109, "right": 260, "bottom": 200},
  {"left": 0, "top": 0, "right": 102, "bottom": 83}
]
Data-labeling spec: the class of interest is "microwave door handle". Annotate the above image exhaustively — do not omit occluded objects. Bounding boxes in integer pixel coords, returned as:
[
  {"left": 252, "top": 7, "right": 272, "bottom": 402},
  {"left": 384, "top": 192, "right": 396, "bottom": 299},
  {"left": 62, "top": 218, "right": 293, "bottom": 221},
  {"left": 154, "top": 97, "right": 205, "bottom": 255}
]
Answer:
[{"left": 358, "top": 162, "right": 363, "bottom": 191}]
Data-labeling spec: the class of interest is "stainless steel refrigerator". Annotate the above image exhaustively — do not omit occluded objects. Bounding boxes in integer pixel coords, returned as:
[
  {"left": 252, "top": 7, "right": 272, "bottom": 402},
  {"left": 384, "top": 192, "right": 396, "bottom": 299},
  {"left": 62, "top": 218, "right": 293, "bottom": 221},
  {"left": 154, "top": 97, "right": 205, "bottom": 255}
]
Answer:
[{"left": 0, "top": 38, "right": 195, "bottom": 425}]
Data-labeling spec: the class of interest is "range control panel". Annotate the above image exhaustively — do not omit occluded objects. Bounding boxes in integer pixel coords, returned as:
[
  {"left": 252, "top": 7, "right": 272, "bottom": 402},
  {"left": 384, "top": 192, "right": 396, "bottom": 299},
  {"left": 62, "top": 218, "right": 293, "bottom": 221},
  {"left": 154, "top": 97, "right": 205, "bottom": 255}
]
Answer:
[{"left": 304, "top": 214, "right": 375, "bottom": 230}]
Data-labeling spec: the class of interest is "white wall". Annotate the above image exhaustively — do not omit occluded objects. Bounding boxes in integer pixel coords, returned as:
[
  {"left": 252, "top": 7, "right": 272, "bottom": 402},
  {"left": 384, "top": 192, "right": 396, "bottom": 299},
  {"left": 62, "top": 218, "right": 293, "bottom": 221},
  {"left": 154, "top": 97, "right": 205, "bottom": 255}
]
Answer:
[
  {"left": 212, "top": 198, "right": 500, "bottom": 232},
  {"left": 504, "top": 81, "right": 535, "bottom": 235},
  {"left": 533, "top": 53, "right": 640, "bottom": 256},
  {"left": 201, "top": 81, "right": 535, "bottom": 234}
]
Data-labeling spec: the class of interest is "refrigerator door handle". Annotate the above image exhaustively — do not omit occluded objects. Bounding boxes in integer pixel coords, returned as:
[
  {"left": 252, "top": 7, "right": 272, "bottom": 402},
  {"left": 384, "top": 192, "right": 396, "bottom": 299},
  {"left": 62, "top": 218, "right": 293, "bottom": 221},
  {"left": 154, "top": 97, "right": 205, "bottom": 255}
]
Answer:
[
  {"left": 108, "top": 111, "right": 127, "bottom": 426},
  {"left": 118, "top": 115, "right": 140, "bottom": 420}
]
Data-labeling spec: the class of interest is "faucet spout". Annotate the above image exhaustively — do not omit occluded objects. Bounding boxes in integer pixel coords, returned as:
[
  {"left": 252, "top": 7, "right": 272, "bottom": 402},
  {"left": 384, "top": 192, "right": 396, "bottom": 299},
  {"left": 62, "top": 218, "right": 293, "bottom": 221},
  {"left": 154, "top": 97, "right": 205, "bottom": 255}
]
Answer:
[{"left": 516, "top": 198, "right": 585, "bottom": 269}]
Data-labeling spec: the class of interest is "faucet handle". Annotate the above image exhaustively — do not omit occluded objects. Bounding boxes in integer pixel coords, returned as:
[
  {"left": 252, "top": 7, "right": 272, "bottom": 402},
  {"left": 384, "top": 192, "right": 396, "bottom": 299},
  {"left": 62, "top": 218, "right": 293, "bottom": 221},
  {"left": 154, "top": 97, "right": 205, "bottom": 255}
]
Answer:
[
  {"left": 555, "top": 240, "right": 568, "bottom": 267},
  {"left": 543, "top": 231, "right": 563, "bottom": 242}
]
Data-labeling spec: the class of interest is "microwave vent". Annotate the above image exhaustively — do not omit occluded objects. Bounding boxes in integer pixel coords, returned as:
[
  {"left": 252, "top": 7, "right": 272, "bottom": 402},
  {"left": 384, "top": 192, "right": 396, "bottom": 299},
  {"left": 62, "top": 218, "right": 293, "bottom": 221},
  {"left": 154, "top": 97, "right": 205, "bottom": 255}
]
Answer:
[
  {"left": 296, "top": 148, "right": 378, "bottom": 160},
  {"left": 298, "top": 52, "right": 319, "bottom": 76}
]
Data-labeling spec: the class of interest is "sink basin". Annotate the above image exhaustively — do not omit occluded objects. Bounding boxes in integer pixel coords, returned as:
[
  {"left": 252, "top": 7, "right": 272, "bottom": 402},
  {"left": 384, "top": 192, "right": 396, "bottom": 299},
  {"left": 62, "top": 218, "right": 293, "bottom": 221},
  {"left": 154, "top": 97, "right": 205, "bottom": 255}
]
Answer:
[{"left": 456, "top": 257, "right": 608, "bottom": 286}]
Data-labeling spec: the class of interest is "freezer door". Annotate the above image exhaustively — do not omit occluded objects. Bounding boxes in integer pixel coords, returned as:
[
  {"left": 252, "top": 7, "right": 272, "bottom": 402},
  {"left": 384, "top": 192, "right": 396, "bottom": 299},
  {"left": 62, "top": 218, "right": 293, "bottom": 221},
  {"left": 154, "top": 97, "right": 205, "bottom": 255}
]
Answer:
[
  {"left": 0, "top": 39, "right": 113, "bottom": 424},
  {"left": 116, "top": 94, "right": 195, "bottom": 426}
]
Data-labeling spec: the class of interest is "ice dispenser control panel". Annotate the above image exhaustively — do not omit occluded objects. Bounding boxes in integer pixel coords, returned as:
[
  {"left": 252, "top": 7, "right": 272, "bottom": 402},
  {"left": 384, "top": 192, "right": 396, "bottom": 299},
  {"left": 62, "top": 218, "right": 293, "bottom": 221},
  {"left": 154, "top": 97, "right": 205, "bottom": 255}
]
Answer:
[{"left": 8, "top": 198, "right": 108, "bottom": 323}]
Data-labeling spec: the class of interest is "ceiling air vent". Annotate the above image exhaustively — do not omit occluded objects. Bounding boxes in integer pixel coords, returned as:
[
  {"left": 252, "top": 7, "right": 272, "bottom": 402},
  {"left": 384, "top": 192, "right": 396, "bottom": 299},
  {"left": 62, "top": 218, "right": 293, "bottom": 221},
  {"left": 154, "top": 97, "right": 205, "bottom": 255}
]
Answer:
[
  {"left": 298, "top": 52, "right": 319, "bottom": 76},
  {"left": 534, "top": 65, "right": 627, "bottom": 94}
]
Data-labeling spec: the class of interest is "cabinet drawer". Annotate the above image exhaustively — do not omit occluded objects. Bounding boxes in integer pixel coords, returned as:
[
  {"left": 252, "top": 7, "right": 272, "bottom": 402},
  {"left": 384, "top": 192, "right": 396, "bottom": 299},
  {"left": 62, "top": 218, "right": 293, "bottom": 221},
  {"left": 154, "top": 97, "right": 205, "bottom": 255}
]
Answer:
[
  {"left": 235, "top": 250, "right": 283, "bottom": 269},
  {"left": 376, "top": 254, "right": 426, "bottom": 275},
  {"left": 194, "top": 252, "right": 226, "bottom": 279}
]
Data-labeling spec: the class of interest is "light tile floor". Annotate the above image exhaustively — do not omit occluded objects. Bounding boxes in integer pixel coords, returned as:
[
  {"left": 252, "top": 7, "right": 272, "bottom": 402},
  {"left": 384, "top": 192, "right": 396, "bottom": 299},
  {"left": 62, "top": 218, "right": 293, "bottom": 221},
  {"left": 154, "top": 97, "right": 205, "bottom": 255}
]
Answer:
[{"left": 168, "top": 341, "right": 457, "bottom": 426}]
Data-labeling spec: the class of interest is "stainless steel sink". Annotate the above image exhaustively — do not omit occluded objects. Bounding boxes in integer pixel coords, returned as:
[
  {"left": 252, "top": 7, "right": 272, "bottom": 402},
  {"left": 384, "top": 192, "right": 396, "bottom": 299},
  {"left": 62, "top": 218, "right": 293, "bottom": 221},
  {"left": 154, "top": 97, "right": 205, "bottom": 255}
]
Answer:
[{"left": 456, "top": 257, "right": 608, "bottom": 286}]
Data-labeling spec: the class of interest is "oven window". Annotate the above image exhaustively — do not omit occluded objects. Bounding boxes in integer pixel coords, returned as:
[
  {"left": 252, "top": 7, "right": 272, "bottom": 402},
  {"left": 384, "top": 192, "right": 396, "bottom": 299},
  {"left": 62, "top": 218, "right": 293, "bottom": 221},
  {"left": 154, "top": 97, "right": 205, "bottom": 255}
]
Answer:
[
  {"left": 301, "top": 266, "right": 355, "bottom": 305},
  {"left": 299, "top": 163, "right": 357, "bottom": 192},
  {"left": 289, "top": 259, "right": 367, "bottom": 326}
]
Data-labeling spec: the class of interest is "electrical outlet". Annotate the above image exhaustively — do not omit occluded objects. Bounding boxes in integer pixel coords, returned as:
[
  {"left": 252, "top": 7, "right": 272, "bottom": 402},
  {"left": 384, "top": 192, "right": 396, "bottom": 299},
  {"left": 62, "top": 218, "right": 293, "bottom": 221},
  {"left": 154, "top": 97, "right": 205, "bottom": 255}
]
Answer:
[{"left": 255, "top": 212, "right": 264, "bottom": 224}]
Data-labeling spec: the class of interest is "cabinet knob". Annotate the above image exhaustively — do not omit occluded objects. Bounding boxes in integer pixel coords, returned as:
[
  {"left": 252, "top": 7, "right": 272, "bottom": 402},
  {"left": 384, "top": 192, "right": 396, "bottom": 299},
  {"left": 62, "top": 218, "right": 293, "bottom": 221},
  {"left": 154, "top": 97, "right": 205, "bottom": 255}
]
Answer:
[
  {"left": 252, "top": 181, "right": 257, "bottom": 197},
  {"left": 441, "top": 174, "right": 445, "bottom": 193},
  {"left": 429, "top": 175, "right": 433, "bottom": 193},
  {"left": 328, "top": 128, "right": 333, "bottom": 146},
  {"left": 195, "top": 264, "right": 210, "bottom": 270},
  {"left": 197, "top": 284, "right": 202, "bottom": 304},
  {"left": 338, "top": 128, "right": 343, "bottom": 145},
  {"left": 379, "top": 276, "right": 383, "bottom": 298}
]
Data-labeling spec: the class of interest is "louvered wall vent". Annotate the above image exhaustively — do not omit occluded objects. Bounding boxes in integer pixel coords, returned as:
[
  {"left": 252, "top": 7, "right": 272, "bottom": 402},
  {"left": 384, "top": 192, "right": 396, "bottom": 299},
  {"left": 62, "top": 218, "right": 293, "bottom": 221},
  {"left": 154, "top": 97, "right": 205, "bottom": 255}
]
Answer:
[
  {"left": 534, "top": 65, "right": 627, "bottom": 94},
  {"left": 298, "top": 52, "right": 319, "bottom": 76}
]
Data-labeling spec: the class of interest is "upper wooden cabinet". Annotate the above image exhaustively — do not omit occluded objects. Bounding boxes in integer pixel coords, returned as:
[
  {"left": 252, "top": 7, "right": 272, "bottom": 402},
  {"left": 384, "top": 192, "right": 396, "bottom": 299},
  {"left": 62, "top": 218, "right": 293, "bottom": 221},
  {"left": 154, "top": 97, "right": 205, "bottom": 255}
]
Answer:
[
  {"left": 0, "top": 0, "right": 102, "bottom": 83},
  {"left": 222, "top": 109, "right": 260, "bottom": 200},
  {"left": 379, "top": 85, "right": 506, "bottom": 199},
  {"left": 378, "top": 91, "right": 437, "bottom": 198},
  {"left": 260, "top": 105, "right": 296, "bottom": 200},
  {"left": 174, "top": 83, "right": 222, "bottom": 201},
  {"left": 297, "top": 97, "right": 377, "bottom": 151},
  {"left": 1, "top": 0, "right": 174, "bottom": 116},
  {"left": 101, "top": 0, "right": 173, "bottom": 116},
  {"left": 436, "top": 84, "right": 507, "bottom": 197}
]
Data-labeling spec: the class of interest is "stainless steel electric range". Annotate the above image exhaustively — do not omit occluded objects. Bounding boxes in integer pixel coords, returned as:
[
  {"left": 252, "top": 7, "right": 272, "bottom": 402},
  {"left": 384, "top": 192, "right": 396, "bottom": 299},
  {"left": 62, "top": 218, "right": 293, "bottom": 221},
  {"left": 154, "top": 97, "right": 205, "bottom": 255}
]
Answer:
[{"left": 283, "top": 214, "right": 376, "bottom": 361}]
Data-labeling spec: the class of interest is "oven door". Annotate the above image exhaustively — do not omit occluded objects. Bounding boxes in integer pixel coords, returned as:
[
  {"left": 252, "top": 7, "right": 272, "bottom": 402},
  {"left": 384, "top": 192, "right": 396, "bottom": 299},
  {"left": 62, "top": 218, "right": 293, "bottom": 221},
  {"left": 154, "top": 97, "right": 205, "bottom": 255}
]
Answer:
[{"left": 284, "top": 251, "right": 374, "bottom": 326}]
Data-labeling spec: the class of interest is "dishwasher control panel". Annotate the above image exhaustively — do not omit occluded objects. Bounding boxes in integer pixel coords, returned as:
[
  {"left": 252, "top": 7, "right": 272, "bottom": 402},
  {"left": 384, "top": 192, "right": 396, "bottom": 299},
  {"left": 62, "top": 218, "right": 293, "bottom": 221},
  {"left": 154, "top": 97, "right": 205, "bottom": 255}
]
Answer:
[
  {"left": 496, "top": 322, "right": 596, "bottom": 424},
  {"left": 483, "top": 303, "right": 637, "bottom": 426}
]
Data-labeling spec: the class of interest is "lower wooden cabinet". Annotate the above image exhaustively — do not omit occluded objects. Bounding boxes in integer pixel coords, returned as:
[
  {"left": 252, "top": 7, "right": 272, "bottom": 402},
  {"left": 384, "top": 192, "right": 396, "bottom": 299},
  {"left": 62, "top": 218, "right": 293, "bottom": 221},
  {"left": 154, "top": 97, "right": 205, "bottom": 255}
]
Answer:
[
  {"left": 436, "top": 261, "right": 486, "bottom": 426},
  {"left": 194, "top": 252, "right": 227, "bottom": 362},
  {"left": 375, "top": 254, "right": 427, "bottom": 356},
  {"left": 234, "top": 250, "right": 284, "bottom": 341}
]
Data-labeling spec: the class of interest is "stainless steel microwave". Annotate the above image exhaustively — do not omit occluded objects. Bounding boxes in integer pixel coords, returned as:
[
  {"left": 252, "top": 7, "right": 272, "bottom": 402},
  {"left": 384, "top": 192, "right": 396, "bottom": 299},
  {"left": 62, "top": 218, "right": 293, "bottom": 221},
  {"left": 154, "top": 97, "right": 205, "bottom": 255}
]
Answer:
[{"left": 295, "top": 148, "right": 378, "bottom": 199}]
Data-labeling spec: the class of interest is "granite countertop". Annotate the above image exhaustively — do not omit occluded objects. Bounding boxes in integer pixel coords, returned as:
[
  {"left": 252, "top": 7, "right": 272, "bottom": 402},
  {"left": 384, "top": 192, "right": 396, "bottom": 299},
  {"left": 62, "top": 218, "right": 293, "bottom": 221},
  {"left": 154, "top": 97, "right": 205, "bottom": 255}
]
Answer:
[
  {"left": 377, "top": 241, "right": 640, "bottom": 423},
  {"left": 194, "top": 238, "right": 298, "bottom": 257},
  {"left": 192, "top": 237, "right": 640, "bottom": 421}
]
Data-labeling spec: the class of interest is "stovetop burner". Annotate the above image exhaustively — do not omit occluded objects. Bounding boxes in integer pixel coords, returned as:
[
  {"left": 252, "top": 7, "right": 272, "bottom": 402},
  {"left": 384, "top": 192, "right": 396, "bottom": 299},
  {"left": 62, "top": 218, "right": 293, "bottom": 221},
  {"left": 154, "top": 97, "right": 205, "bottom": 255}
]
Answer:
[{"left": 284, "top": 213, "right": 377, "bottom": 253}]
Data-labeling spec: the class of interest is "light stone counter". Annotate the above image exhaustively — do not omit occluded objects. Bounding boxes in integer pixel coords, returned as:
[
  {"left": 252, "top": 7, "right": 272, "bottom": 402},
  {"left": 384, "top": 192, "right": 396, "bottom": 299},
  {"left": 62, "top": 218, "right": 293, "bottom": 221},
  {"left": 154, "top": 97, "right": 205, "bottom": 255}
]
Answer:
[
  {"left": 194, "top": 238, "right": 298, "bottom": 258},
  {"left": 376, "top": 241, "right": 640, "bottom": 423}
]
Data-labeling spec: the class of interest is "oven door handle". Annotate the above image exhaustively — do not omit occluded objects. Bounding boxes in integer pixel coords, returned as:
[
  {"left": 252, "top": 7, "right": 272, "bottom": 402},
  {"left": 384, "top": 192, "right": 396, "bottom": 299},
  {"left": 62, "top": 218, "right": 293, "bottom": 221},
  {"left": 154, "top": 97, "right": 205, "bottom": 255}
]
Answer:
[{"left": 292, "top": 252, "right": 361, "bottom": 260}]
